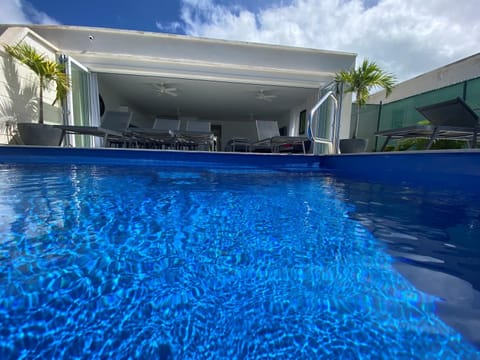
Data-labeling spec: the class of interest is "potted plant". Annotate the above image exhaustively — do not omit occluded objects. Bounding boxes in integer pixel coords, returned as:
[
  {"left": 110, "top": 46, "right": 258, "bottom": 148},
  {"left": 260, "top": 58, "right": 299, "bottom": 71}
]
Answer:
[
  {"left": 3, "top": 42, "right": 70, "bottom": 146},
  {"left": 335, "top": 59, "right": 396, "bottom": 153}
]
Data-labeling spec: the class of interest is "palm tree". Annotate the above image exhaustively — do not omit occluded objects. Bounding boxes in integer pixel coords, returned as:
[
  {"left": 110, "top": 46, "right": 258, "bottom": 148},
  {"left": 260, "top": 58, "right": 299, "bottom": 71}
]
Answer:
[
  {"left": 336, "top": 59, "right": 396, "bottom": 139},
  {"left": 3, "top": 42, "right": 70, "bottom": 124}
]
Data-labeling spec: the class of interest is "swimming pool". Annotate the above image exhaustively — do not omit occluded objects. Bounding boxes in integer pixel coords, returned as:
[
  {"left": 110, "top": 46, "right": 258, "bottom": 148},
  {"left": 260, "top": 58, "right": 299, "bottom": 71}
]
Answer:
[{"left": 0, "top": 147, "right": 479, "bottom": 359}]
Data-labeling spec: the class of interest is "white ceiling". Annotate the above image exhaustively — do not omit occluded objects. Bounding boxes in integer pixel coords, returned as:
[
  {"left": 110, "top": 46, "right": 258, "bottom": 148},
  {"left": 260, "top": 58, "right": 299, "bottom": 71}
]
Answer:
[{"left": 98, "top": 73, "right": 319, "bottom": 122}]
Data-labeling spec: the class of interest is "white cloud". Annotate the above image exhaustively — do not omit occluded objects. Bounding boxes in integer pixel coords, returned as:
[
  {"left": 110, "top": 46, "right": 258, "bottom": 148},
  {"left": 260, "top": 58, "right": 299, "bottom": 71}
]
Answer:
[
  {"left": 0, "top": 0, "right": 59, "bottom": 25},
  {"left": 176, "top": 0, "right": 480, "bottom": 81},
  {"left": 3, "top": 0, "right": 478, "bottom": 83},
  {"left": 156, "top": 21, "right": 183, "bottom": 33}
]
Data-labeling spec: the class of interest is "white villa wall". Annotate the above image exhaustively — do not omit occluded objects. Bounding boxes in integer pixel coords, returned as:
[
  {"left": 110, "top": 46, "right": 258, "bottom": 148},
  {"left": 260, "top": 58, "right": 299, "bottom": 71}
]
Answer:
[
  {"left": 0, "top": 27, "right": 63, "bottom": 144},
  {"left": 288, "top": 104, "right": 305, "bottom": 136},
  {"left": 338, "top": 93, "right": 353, "bottom": 141},
  {"left": 287, "top": 91, "right": 354, "bottom": 149},
  {"left": 0, "top": 25, "right": 358, "bottom": 153},
  {"left": 25, "top": 25, "right": 356, "bottom": 89},
  {"left": 368, "top": 53, "right": 480, "bottom": 104},
  {"left": 276, "top": 113, "right": 290, "bottom": 135}
]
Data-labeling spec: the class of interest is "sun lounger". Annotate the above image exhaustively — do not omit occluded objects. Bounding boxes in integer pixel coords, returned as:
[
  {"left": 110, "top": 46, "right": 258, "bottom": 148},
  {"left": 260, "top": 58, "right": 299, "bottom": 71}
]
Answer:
[
  {"left": 375, "top": 97, "right": 479, "bottom": 151},
  {"left": 250, "top": 120, "right": 310, "bottom": 153},
  {"left": 226, "top": 137, "right": 251, "bottom": 152},
  {"left": 56, "top": 110, "right": 133, "bottom": 147},
  {"left": 125, "top": 118, "right": 180, "bottom": 149},
  {"left": 173, "top": 120, "right": 216, "bottom": 151}
]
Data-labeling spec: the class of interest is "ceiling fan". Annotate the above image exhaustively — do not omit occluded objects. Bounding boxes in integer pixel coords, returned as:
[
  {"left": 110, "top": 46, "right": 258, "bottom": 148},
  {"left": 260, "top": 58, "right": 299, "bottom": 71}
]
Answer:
[
  {"left": 152, "top": 82, "right": 178, "bottom": 97},
  {"left": 256, "top": 89, "right": 276, "bottom": 102}
]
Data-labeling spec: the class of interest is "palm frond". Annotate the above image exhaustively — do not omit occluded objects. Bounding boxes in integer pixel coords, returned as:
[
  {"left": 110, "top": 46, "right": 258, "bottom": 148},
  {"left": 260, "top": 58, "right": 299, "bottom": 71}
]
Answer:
[
  {"left": 3, "top": 42, "right": 71, "bottom": 123},
  {"left": 336, "top": 59, "right": 396, "bottom": 105},
  {"left": 335, "top": 58, "right": 396, "bottom": 138},
  {"left": 4, "top": 43, "right": 47, "bottom": 76}
]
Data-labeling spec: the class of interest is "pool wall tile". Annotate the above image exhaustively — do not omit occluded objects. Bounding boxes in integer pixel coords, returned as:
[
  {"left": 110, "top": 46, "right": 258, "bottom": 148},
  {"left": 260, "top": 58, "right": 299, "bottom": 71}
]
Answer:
[{"left": 1, "top": 146, "right": 480, "bottom": 189}]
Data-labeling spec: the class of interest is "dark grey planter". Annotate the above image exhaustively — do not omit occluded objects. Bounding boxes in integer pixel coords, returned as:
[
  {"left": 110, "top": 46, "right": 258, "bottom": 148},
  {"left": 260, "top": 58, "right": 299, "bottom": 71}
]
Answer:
[
  {"left": 17, "top": 123, "right": 63, "bottom": 146},
  {"left": 339, "top": 138, "right": 368, "bottom": 153}
]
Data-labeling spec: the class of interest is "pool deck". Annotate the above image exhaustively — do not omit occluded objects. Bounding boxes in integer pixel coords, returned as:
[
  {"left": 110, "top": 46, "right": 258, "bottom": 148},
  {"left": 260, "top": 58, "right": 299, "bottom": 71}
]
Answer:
[{"left": 1, "top": 145, "right": 479, "bottom": 190}]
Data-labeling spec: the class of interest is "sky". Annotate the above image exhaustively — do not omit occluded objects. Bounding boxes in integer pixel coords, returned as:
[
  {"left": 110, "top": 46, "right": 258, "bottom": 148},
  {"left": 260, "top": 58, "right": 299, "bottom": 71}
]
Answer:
[{"left": 2, "top": 0, "right": 479, "bottom": 82}]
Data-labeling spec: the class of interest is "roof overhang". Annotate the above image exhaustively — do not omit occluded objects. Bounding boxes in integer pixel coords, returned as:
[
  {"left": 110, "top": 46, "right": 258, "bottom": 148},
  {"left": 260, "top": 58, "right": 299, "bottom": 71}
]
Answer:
[
  {"left": 0, "top": 25, "right": 356, "bottom": 122},
  {"left": 14, "top": 25, "right": 356, "bottom": 89}
]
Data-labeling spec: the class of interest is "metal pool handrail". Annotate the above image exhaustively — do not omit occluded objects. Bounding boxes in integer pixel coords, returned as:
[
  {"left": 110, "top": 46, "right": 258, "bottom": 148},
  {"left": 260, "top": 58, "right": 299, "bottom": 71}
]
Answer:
[{"left": 308, "top": 90, "right": 338, "bottom": 154}]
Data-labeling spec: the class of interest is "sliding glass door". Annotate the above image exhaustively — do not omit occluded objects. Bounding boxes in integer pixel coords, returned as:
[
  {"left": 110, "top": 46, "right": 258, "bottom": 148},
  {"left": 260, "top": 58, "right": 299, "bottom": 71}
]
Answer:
[{"left": 65, "top": 57, "right": 100, "bottom": 147}]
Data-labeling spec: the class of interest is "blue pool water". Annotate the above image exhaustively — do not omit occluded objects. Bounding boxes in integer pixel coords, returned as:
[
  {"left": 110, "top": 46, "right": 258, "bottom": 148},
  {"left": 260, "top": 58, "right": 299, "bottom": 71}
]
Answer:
[{"left": 0, "top": 163, "right": 479, "bottom": 359}]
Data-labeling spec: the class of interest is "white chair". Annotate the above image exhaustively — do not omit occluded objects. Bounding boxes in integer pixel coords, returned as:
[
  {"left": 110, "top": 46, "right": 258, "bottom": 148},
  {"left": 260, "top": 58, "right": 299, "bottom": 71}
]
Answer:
[
  {"left": 100, "top": 111, "right": 133, "bottom": 131},
  {"left": 256, "top": 120, "right": 280, "bottom": 140}
]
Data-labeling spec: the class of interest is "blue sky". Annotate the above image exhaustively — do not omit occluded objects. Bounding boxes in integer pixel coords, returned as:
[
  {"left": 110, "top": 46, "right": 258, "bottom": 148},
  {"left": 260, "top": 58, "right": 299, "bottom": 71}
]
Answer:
[
  {"left": 25, "top": 0, "right": 183, "bottom": 33},
  {"left": 22, "top": 0, "right": 266, "bottom": 34},
  {"left": 2, "top": 0, "right": 479, "bottom": 82}
]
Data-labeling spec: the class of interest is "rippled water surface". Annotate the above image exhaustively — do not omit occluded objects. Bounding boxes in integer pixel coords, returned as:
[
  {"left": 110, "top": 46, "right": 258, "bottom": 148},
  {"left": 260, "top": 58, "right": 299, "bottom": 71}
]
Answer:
[{"left": 0, "top": 163, "right": 479, "bottom": 359}]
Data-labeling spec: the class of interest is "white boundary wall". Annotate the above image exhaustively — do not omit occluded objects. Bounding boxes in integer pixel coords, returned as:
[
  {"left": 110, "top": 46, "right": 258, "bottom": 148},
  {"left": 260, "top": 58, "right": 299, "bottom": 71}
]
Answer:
[
  {"left": 368, "top": 53, "right": 480, "bottom": 105},
  {"left": 0, "top": 27, "right": 64, "bottom": 144}
]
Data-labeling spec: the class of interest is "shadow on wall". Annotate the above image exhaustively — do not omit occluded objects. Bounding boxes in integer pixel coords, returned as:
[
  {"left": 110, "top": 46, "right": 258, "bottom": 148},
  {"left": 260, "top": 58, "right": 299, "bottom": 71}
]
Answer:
[{"left": 0, "top": 55, "right": 37, "bottom": 143}]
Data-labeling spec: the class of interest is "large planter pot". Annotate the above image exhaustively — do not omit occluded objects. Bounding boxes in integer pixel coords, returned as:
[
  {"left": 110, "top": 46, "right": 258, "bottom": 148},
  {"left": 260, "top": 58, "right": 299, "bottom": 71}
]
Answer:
[
  {"left": 17, "top": 123, "right": 63, "bottom": 146},
  {"left": 339, "top": 138, "right": 368, "bottom": 153}
]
